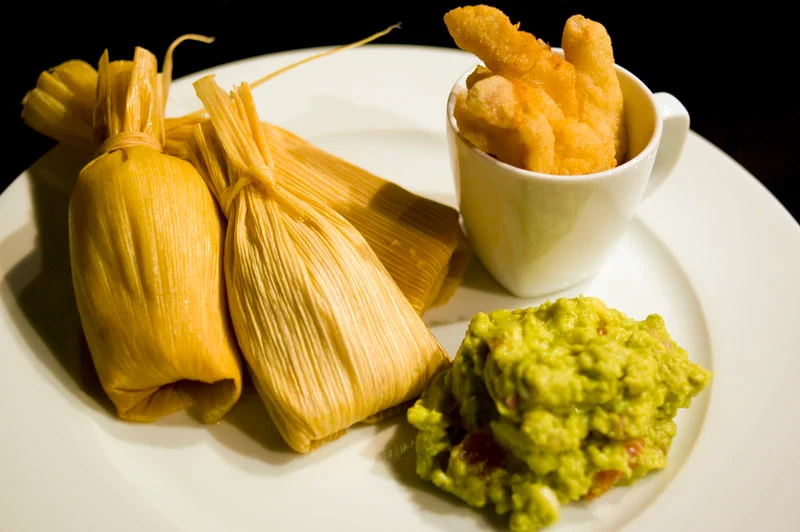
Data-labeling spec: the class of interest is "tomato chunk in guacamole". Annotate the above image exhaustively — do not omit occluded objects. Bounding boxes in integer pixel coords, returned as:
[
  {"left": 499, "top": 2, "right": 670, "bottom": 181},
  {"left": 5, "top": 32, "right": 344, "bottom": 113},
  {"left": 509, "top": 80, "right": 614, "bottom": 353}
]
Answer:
[{"left": 407, "top": 297, "right": 712, "bottom": 532}]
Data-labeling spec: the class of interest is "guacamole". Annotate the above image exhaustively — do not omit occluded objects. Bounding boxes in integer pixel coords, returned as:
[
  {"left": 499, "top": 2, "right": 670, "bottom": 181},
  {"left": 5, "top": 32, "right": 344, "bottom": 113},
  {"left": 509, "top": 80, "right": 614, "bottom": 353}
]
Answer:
[{"left": 407, "top": 297, "right": 712, "bottom": 531}]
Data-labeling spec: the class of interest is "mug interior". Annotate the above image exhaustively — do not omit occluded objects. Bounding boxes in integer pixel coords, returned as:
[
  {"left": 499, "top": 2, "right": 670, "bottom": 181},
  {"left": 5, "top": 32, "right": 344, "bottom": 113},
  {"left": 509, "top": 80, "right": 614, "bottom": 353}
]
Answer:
[
  {"left": 447, "top": 51, "right": 660, "bottom": 179},
  {"left": 618, "top": 71, "right": 657, "bottom": 163}
]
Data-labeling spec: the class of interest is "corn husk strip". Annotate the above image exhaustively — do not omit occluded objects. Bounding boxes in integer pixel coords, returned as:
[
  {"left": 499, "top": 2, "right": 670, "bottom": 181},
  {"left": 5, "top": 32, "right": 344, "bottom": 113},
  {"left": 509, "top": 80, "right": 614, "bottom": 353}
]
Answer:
[
  {"left": 161, "top": 34, "right": 216, "bottom": 112},
  {"left": 248, "top": 23, "right": 401, "bottom": 89},
  {"left": 165, "top": 110, "right": 209, "bottom": 159},
  {"left": 68, "top": 44, "right": 242, "bottom": 423},
  {"left": 189, "top": 77, "right": 450, "bottom": 453}
]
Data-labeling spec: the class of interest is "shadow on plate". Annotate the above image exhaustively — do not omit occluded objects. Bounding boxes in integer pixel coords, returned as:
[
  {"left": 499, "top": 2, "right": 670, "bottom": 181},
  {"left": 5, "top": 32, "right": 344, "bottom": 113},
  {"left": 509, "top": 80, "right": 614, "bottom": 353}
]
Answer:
[
  {"left": 206, "top": 375, "right": 299, "bottom": 466},
  {"left": 423, "top": 253, "right": 530, "bottom": 328},
  {"left": 379, "top": 418, "right": 509, "bottom": 531},
  {"left": 0, "top": 145, "right": 115, "bottom": 417},
  {"left": 424, "top": 250, "right": 598, "bottom": 329}
]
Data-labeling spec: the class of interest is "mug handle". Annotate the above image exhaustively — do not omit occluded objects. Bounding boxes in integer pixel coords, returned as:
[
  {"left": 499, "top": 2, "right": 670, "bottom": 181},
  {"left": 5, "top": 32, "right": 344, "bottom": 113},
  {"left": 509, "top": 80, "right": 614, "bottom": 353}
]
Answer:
[{"left": 643, "top": 92, "right": 690, "bottom": 198}]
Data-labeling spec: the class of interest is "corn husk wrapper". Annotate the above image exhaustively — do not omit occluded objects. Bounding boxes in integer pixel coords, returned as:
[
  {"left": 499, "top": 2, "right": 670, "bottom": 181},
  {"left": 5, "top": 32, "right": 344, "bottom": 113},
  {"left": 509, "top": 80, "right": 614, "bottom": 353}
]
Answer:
[
  {"left": 188, "top": 76, "right": 451, "bottom": 453},
  {"left": 22, "top": 61, "right": 469, "bottom": 314},
  {"left": 66, "top": 48, "right": 242, "bottom": 422}
]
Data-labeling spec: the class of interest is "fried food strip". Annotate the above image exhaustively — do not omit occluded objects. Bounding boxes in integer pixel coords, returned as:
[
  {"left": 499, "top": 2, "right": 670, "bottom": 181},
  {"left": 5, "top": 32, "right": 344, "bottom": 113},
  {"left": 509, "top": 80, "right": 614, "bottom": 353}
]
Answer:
[
  {"left": 563, "top": 15, "right": 627, "bottom": 164},
  {"left": 444, "top": 5, "right": 578, "bottom": 118},
  {"left": 454, "top": 75, "right": 557, "bottom": 173}
]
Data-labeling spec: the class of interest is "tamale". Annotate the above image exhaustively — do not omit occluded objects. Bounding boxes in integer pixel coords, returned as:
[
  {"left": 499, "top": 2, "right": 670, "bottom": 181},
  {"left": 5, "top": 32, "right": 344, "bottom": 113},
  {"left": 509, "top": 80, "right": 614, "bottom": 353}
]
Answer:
[
  {"left": 64, "top": 47, "right": 243, "bottom": 422},
  {"left": 188, "top": 76, "right": 451, "bottom": 453},
  {"left": 21, "top": 39, "right": 470, "bottom": 315}
]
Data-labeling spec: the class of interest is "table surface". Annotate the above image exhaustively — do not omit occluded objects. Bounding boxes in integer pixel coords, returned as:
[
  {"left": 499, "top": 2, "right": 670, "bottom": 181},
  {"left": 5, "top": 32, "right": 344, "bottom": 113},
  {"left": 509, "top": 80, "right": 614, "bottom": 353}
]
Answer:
[{"left": 5, "top": 1, "right": 797, "bottom": 221}]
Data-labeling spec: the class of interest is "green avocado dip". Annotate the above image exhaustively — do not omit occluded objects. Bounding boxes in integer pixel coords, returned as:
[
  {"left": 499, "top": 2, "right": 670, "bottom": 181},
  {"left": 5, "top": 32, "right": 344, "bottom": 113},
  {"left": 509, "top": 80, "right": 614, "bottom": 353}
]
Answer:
[{"left": 407, "top": 296, "right": 712, "bottom": 532}]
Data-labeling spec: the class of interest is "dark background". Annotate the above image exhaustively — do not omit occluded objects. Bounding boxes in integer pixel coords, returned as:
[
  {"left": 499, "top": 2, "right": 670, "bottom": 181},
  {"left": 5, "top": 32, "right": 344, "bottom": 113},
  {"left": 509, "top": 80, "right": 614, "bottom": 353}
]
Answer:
[{"left": 5, "top": 1, "right": 798, "bottom": 221}]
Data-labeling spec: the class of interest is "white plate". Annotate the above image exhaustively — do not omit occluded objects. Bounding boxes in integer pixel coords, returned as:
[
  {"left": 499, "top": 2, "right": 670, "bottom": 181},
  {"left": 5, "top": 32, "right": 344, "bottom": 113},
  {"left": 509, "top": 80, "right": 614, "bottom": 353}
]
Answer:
[{"left": 1, "top": 45, "right": 799, "bottom": 532}]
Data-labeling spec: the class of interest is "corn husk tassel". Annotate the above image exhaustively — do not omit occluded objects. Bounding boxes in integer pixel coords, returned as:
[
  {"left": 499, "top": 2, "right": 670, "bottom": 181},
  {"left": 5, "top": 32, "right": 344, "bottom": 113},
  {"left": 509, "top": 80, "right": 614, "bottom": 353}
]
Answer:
[
  {"left": 188, "top": 76, "right": 450, "bottom": 453},
  {"left": 66, "top": 45, "right": 242, "bottom": 422}
]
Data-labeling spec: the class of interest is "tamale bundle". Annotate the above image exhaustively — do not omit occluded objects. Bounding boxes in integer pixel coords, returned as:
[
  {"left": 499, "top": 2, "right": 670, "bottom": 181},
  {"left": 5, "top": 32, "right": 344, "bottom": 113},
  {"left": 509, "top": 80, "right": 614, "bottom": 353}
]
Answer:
[
  {"left": 22, "top": 39, "right": 470, "bottom": 315},
  {"left": 44, "top": 46, "right": 243, "bottom": 423},
  {"left": 188, "top": 76, "right": 451, "bottom": 453}
]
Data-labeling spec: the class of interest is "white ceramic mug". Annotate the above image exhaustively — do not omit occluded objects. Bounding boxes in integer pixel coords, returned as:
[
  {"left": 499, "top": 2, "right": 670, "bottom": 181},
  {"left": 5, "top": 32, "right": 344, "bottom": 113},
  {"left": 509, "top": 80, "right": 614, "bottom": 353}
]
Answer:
[{"left": 446, "top": 58, "right": 690, "bottom": 298}]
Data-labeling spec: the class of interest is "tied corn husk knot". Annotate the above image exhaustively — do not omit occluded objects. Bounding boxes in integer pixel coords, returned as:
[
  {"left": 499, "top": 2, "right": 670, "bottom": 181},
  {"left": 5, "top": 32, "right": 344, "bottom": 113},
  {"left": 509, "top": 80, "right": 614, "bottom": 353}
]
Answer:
[
  {"left": 97, "top": 131, "right": 163, "bottom": 157},
  {"left": 219, "top": 164, "right": 278, "bottom": 218}
]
